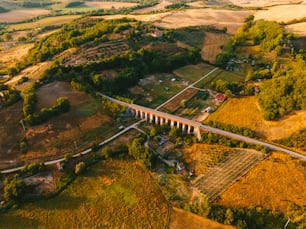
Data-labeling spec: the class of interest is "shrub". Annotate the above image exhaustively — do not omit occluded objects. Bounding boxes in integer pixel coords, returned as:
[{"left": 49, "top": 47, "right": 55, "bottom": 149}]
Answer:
[{"left": 75, "top": 162, "right": 86, "bottom": 175}]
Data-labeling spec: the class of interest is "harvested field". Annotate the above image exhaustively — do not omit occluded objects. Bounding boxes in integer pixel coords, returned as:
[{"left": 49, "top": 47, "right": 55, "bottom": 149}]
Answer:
[
  {"left": 286, "top": 22, "right": 306, "bottom": 36},
  {"left": 170, "top": 207, "right": 234, "bottom": 229},
  {"left": 192, "top": 148, "right": 263, "bottom": 200},
  {"left": 0, "top": 9, "right": 51, "bottom": 23},
  {"left": 229, "top": 0, "right": 302, "bottom": 7},
  {"left": 218, "top": 152, "right": 306, "bottom": 214},
  {"left": 100, "top": 9, "right": 251, "bottom": 34},
  {"left": 187, "top": 1, "right": 205, "bottom": 8},
  {"left": 85, "top": 1, "right": 137, "bottom": 9},
  {"left": 154, "top": 9, "right": 253, "bottom": 34},
  {"left": 163, "top": 88, "right": 198, "bottom": 113},
  {"left": 9, "top": 15, "right": 80, "bottom": 31},
  {"left": 207, "top": 96, "right": 306, "bottom": 143},
  {"left": 0, "top": 43, "right": 33, "bottom": 69},
  {"left": 254, "top": 4, "right": 306, "bottom": 23},
  {"left": 202, "top": 32, "right": 229, "bottom": 64}
]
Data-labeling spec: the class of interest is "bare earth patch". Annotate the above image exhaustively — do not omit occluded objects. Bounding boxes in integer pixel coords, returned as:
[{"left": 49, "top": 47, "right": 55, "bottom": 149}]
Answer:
[
  {"left": 207, "top": 96, "right": 306, "bottom": 142},
  {"left": 85, "top": 1, "right": 137, "bottom": 9},
  {"left": 254, "top": 4, "right": 306, "bottom": 23},
  {"left": 170, "top": 207, "right": 234, "bottom": 229},
  {"left": 218, "top": 152, "right": 306, "bottom": 214},
  {"left": 0, "top": 9, "right": 51, "bottom": 23}
]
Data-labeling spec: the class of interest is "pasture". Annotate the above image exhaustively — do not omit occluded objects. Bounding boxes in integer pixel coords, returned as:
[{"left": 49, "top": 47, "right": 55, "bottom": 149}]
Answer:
[
  {"left": 0, "top": 159, "right": 169, "bottom": 229},
  {"left": 195, "top": 69, "right": 244, "bottom": 89},
  {"left": 218, "top": 152, "right": 306, "bottom": 214},
  {"left": 206, "top": 96, "right": 306, "bottom": 141},
  {"left": 173, "top": 63, "right": 216, "bottom": 83}
]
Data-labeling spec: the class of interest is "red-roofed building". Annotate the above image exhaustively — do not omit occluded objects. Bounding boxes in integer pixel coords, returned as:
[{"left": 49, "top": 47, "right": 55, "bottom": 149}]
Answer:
[{"left": 215, "top": 93, "right": 227, "bottom": 102}]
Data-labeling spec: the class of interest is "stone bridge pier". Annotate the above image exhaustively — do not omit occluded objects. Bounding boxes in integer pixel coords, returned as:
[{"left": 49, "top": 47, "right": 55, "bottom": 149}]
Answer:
[{"left": 133, "top": 109, "right": 201, "bottom": 140}]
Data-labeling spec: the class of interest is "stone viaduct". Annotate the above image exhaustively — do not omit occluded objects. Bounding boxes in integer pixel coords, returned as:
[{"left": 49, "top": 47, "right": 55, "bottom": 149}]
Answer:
[{"left": 100, "top": 94, "right": 202, "bottom": 140}]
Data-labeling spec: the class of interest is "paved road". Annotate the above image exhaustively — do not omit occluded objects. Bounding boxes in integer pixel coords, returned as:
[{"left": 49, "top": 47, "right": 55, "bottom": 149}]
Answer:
[{"left": 200, "top": 124, "right": 306, "bottom": 161}]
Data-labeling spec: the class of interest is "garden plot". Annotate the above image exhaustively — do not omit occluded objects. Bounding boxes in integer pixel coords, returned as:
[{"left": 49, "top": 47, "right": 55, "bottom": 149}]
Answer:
[{"left": 192, "top": 149, "right": 263, "bottom": 201}]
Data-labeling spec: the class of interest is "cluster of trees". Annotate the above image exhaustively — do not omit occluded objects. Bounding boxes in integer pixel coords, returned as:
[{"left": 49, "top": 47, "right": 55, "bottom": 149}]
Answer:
[
  {"left": 23, "top": 96, "right": 70, "bottom": 126},
  {"left": 210, "top": 79, "right": 243, "bottom": 96},
  {"left": 3, "top": 175, "right": 26, "bottom": 202},
  {"left": 20, "top": 162, "right": 46, "bottom": 177},
  {"left": 165, "top": 2, "right": 189, "bottom": 9},
  {"left": 0, "top": 90, "right": 21, "bottom": 107},
  {"left": 274, "top": 128, "right": 306, "bottom": 151},
  {"left": 233, "top": 17, "right": 286, "bottom": 52},
  {"left": 258, "top": 55, "right": 306, "bottom": 120},
  {"left": 127, "top": 137, "right": 153, "bottom": 169},
  {"left": 206, "top": 121, "right": 255, "bottom": 137}
]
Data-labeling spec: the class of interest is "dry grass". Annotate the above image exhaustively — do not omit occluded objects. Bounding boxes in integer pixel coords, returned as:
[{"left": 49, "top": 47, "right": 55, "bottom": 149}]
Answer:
[
  {"left": 6, "top": 61, "right": 52, "bottom": 92},
  {"left": 85, "top": 1, "right": 137, "bottom": 9},
  {"left": 207, "top": 96, "right": 306, "bottom": 142},
  {"left": 170, "top": 207, "right": 234, "bottom": 229},
  {"left": 0, "top": 9, "right": 51, "bottom": 23},
  {"left": 202, "top": 32, "right": 230, "bottom": 64},
  {"left": 286, "top": 22, "right": 306, "bottom": 36},
  {"left": 254, "top": 4, "right": 306, "bottom": 23},
  {"left": 218, "top": 152, "right": 306, "bottom": 214},
  {"left": 0, "top": 43, "right": 34, "bottom": 69},
  {"left": 0, "top": 160, "right": 169, "bottom": 229}
]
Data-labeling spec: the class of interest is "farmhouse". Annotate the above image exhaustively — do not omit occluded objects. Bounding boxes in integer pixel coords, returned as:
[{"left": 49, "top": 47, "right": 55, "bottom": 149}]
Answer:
[{"left": 215, "top": 93, "right": 226, "bottom": 102}]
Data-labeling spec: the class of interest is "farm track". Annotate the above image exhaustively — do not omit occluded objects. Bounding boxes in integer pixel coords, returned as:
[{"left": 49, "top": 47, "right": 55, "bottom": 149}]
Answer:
[{"left": 193, "top": 150, "right": 263, "bottom": 200}]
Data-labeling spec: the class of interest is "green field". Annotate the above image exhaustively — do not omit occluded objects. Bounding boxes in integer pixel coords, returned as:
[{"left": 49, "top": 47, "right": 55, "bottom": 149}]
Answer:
[
  {"left": 9, "top": 15, "right": 81, "bottom": 31},
  {"left": 173, "top": 29, "right": 206, "bottom": 49},
  {"left": 174, "top": 63, "right": 216, "bottom": 83},
  {"left": 195, "top": 69, "right": 245, "bottom": 89},
  {"left": 133, "top": 74, "right": 185, "bottom": 108},
  {"left": 0, "top": 160, "right": 169, "bottom": 229}
]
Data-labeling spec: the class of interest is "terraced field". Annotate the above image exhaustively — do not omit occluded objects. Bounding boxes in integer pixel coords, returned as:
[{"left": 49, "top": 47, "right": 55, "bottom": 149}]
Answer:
[{"left": 193, "top": 149, "right": 263, "bottom": 200}]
